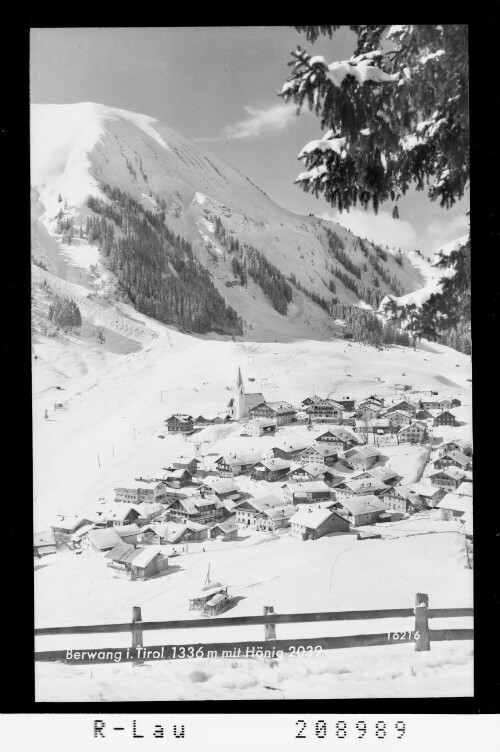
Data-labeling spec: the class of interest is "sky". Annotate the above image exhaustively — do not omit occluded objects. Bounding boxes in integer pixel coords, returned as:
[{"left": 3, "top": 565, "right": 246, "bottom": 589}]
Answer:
[{"left": 30, "top": 26, "right": 469, "bottom": 255}]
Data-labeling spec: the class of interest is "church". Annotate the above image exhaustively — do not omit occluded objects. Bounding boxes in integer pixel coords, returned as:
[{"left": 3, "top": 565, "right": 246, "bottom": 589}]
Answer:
[{"left": 227, "top": 367, "right": 266, "bottom": 420}]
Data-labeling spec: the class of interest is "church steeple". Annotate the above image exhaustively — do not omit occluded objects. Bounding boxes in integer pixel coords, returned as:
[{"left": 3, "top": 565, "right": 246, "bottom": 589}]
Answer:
[{"left": 234, "top": 366, "right": 246, "bottom": 419}]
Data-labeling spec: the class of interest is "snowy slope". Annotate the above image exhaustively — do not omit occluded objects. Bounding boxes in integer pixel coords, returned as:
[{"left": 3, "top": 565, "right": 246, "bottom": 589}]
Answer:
[
  {"left": 379, "top": 236, "right": 468, "bottom": 312},
  {"left": 31, "top": 102, "right": 427, "bottom": 340}
]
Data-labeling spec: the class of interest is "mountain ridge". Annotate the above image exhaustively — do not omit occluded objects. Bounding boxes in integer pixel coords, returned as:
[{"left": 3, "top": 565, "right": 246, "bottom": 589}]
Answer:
[{"left": 31, "top": 101, "right": 428, "bottom": 341}]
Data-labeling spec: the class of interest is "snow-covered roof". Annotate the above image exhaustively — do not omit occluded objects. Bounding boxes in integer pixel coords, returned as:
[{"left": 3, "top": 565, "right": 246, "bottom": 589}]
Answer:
[
  {"left": 290, "top": 507, "right": 338, "bottom": 530},
  {"left": 340, "top": 495, "right": 387, "bottom": 515},
  {"left": 257, "top": 504, "right": 297, "bottom": 521},
  {"left": 442, "top": 450, "right": 471, "bottom": 466},
  {"left": 114, "top": 524, "right": 141, "bottom": 537},
  {"left": 246, "top": 495, "right": 285, "bottom": 512},
  {"left": 456, "top": 482, "right": 473, "bottom": 497},
  {"left": 429, "top": 466, "right": 466, "bottom": 481},
  {"left": 406, "top": 483, "right": 442, "bottom": 497},
  {"left": 202, "top": 477, "right": 238, "bottom": 494},
  {"left": 131, "top": 546, "right": 163, "bottom": 568},
  {"left": 437, "top": 494, "right": 472, "bottom": 516},
  {"left": 342, "top": 478, "right": 388, "bottom": 494},
  {"left": 284, "top": 480, "right": 330, "bottom": 494},
  {"left": 89, "top": 527, "right": 122, "bottom": 550},
  {"left": 255, "top": 457, "right": 291, "bottom": 471},
  {"left": 114, "top": 478, "right": 163, "bottom": 490}
]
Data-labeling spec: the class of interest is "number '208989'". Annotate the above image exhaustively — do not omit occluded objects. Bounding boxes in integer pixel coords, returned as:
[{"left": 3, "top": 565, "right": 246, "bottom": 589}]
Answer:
[{"left": 295, "top": 720, "right": 407, "bottom": 739}]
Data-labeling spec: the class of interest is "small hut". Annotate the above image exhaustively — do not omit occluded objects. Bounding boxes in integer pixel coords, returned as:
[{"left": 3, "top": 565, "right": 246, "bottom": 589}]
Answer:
[{"left": 203, "top": 591, "right": 232, "bottom": 617}]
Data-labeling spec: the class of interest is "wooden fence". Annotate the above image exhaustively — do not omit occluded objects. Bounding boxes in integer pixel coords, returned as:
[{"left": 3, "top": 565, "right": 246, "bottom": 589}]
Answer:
[{"left": 34, "top": 593, "right": 473, "bottom": 665}]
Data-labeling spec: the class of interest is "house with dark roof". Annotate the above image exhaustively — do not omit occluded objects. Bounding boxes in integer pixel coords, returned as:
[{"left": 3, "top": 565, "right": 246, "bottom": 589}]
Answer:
[
  {"left": 433, "top": 450, "right": 472, "bottom": 472},
  {"left": 251, "top": 457, "right": 291, "bottom": 482},
  {"left": 433, "top": 410, "right": 459, "bottom": 427},
  {"left": 165, "top": 414, "right": 194, "bottom": 433}
]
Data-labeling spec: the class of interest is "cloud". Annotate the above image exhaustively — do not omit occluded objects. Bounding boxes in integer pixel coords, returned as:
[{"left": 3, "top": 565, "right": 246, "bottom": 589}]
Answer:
[
  {"left": 320, "top": 209, "right": 419, "bottom": 252},
  {"left": 423, "top": 214, "right": 469, "bottom": 254},
  {"left": 320, "top": 208, "right": 469, "bottom": 257},
  {"left": 221, "top": 103, "right": 297, "bottom": 140}
]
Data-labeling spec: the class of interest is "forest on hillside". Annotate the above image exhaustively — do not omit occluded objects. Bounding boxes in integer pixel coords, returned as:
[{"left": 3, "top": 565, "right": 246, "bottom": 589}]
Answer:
[{"left": 80, "top": 185, "right": 243, "bottom": 335}]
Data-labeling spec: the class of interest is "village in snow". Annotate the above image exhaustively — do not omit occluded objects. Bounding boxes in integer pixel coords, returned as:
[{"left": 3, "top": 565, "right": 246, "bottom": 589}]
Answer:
[
  {"left": 30, "top": 25, "right": 472, "bottom": 703},
  {"left": 33, "top": 333, "right": 473, "bottom": 701}
]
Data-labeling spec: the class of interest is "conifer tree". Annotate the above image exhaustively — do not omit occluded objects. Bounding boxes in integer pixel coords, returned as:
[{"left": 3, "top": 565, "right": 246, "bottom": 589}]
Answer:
[{"left": 280, "top": 24, "right": 469, "bottom": 339}]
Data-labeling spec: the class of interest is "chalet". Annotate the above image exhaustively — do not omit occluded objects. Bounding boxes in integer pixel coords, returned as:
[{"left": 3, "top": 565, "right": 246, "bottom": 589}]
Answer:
[
  {"left": 33, "top": 530, "right": 57, "bottom": 558},
  {"left": 255, "top": 504, "right": 297, "bottom": 532},
  {"left": 357, "top": 401, "right": 384, "bottom": 420},
  {"left": 105, "top": 541, "right": 138, "bottom": 574},
  {"left": 218, "top": 498, "right": 239, "bottom": 519},
  {"left": 433, "top": 450, "right": 472, "bottom": 472},
  {"left": 84, "top": 527, "right": 122, "bottom": 553},
  {"left": 386, "top": 410, "right": 413, "bottom": 427},
  {"left": 114, "top": 523, "right": 142, "bottom": 545},
  {"left": 114, "top": 478, "right": 166, "bottom": 504},
  {"left": 305, "top": 398, "right": 344, "bottom": 424},
  {"left": 366, "top": 467, "right": 402, "bottom": 486},
  {"left": 246, "top": 419, "right": 276, "bottom": 437},
  {"left": 281, "top": 480, "right": 331, "bottom": 504},
  {"left": 170, "top": 457, "right": 200, "bottom": 474},
  {"left": 428, "top": 467, "right": 467, "bottom": 492},
  {"left": 216, "top": 454, "right": 258, "bottom": 477},
  {"left": 332, "top": 397, "right": 356, "bottom": 411},
  {"left": 209, "top": 519, "right": 239, "bottom": 541},
  {"left": 130, "top": 546, "right": 171, "bottom": 581},
  {"left": 193, "top": 415, "right": 212, "bottom": 429},
  {"left": 100, "top": 503, "right": 143, "bottom": 527},
  {"left": 405, "top": 482, "right": 445, "bottom": 507},
  {"left": 298, "top": 444, "right": 338, "bottom": 467},
  {"left": 287, "top": 462, "right": 337, "bottom": 485},
  {"left": 249, "top": 401, "right": 296, "bottom": 426},
  {"left": 315, "top": 428, "right": 358, "bottom": 451},
  {"left": 437, "top": 493, "right": 472, "bottom": 522},
  {"left": 397, "top": 422, "right": 428, "bottom": 443},
  {"left": 167, "top": 496, "right": 223, "bottom": 525},
  {"left": 338, "top": 495, "right": 387, "bottom": 526},
  {"left": 342, "top": 446, "right": 381, "bottom": 471},
  {"left": 200, "top": 477, "right": 242, "bottom": 501},
  {"left": 433, "top": 410, "right": 459, "bottom": 427},
  {"left": 51, "top": 516, "right": 92, "bottom": 544},
  {"left": 379, "top": 486, "right": 418, "bottom": 514},
  {"left": 333, "top": 478, "right": 388, "bottom": 502},
  {"left": 167, "top": 521, "right": 209, "bottom": 543},
  {"left": 386, "top": 400, "right": 417, "bottom": 415},
  {"left": 251, "top": 457, "right": 291, "bottom": 482},
  {"left": 235, "top": 495, "right": 284, "bottom": 529},
  {"left": 165, "top": 414, "right": 194, "bottom": 433},
  {"left": 290, "top": 507, "right": 350, "bottom": 540},
  {"left": 415, "top": 409, "right": 433, "bottom": 421},
  {"left": 269, "top": 437, "right": 310, "bottom": 460},
  {"left": 163, "top": 469, "right": 193, "bottom": 489},
  {"left": 439, "top": 440, "right": 472, "bottom": 457}
]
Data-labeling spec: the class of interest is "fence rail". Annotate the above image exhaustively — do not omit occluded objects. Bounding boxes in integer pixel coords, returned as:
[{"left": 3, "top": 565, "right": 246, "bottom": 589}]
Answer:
[
  {"left": 34, "top": 594, "right": 473, "bottom": 665},
  {"left": 34, "top": 607, "right": 473, "bottom": 637}
]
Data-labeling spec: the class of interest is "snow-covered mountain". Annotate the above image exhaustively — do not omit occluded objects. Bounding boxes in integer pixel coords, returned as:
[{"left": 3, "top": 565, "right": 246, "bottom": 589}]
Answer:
[{"left": 31, "top": 102, "right": 427, "bottom": 341}]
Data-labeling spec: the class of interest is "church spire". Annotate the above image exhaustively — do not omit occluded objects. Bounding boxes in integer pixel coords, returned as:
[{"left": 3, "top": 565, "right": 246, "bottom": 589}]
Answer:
[{"left": 236, "top": 366, "right": 243, "bottom": 389}]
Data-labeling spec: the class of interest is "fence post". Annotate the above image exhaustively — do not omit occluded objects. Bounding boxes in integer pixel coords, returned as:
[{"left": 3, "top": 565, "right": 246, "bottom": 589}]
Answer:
[
  {"left": 132, "top": 606, "right": 144, "bottom": 666},
  {"left": 414, "top": 593, "right": 430, "bottom": 651},
  {"left": 264, "top": 606, "right": 276, "bottom": 641}
]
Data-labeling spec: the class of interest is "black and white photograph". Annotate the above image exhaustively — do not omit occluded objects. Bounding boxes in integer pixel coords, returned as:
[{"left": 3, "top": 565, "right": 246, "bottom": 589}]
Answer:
[{"left": 31, "top": 25, "right": 473, "bottom": 703}]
